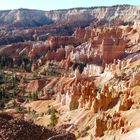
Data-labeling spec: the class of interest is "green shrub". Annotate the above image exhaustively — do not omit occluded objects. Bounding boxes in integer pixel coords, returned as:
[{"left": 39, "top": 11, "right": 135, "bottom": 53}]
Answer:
[
  {"left": 32, "top": 92, "right": 38, "bottom": 101},
  {"left": 15, "top": 105, "right": 22, "bottom": 112},
  {"left": 28, "top": 91, "right": 38, "bottom": 101}
]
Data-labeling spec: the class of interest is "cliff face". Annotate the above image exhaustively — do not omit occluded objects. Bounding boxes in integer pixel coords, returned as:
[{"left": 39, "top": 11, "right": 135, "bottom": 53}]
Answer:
[
  {"left": 0, "top": 9, "right": 53, "bottom": 27},
  {"left": 0, "top": 5, "right": 140, "bottom": 29},
  {"left": 0, "top": 26, "right": 136, "bottom": 65},
  {"left": 45, "top": 5, "right": 140, "bottom": 23},
  {"left": 0, "top": 5, "right": 140, "bottom": 46}
]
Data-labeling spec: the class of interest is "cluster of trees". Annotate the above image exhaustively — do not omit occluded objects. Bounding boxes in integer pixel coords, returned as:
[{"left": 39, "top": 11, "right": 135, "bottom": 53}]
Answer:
[
  {"left": 0, "top": 72, "right": 20, "bottom": 109},
  {"left": 0, "top": 54, "right": 32, "bottom": 72},
  {"left": 0, "top": 86, "right": 7, "bottom": 100},
  {"left": 0, "top": 72, "right": 19, "bottom": 87},
  {"left": 0, "top": 55, "right": 13, "bottom": 68},
  {"left": 19, "top": 53, "right": 32, "bottom": 72}
]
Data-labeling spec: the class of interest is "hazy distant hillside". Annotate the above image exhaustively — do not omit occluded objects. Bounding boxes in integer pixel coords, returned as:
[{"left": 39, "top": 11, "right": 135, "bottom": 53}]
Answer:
[
  {"left": 0, "top": 5, "right": 140, "bottom": 28},
  {"left": 0, "top": 9, "right": 53, "bottom": 27}
]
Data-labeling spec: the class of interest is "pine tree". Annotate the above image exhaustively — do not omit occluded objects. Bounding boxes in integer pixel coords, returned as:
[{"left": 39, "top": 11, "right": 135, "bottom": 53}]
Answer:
[
  {"left": 32, "top": 91, "right": 38, "bottom": 101},
  {"left": 50, "top": 107, "right": 58, "bottom": 127}
]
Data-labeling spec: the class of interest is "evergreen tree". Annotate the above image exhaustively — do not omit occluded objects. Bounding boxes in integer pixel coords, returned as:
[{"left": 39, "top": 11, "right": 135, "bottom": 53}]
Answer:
[
  {"left": 32, "top": 91, "right": 38, "bottom": 101},
  {"left": 50, "top": 107, "right": 58, "bottom": 127}
]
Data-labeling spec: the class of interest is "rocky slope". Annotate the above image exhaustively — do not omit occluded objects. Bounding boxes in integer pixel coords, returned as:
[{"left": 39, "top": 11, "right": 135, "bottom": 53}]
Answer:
[{"left": 0, "top": 113, "right": 76, "bottom": 140}]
